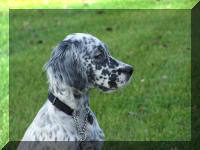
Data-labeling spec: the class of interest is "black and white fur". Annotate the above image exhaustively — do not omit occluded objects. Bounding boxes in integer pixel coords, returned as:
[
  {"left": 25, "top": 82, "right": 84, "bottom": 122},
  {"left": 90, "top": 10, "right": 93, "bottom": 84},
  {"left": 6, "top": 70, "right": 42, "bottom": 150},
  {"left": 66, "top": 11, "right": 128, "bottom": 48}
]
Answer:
[{"left": 18, "top": 33, "right": 133, "bottom": 148}]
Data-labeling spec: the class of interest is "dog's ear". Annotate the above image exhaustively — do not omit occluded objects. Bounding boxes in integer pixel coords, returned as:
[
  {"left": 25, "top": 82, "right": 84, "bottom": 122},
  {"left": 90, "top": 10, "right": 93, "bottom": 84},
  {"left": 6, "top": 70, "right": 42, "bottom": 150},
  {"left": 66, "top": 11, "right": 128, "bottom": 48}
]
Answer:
[{"left": 44, "top": 40, "right": 88, "bottom": 91}]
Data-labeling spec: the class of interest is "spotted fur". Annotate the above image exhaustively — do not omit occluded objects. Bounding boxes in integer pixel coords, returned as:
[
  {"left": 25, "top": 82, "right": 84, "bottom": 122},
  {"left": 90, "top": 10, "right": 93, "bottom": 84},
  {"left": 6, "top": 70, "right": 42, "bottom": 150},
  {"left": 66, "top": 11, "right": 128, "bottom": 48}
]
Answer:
[{"left": 18, "top": 33, "right": 133, "bottom": 149}]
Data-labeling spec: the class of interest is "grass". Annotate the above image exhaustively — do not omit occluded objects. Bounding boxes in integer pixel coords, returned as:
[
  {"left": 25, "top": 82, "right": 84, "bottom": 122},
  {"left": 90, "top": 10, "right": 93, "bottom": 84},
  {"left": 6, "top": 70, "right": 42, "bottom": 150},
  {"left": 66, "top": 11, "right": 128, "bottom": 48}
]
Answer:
[
  {"left": 9, "top": 10, "right": 191, "bottom": 142},
  {"left": 0, "top": 0, "right": 195, "bottom": 149}
]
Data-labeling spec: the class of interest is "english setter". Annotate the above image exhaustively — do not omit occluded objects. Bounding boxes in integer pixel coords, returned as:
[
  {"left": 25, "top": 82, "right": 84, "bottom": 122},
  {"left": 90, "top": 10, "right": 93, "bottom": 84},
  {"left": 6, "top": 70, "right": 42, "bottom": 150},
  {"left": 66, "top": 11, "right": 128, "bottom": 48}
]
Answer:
[{"left": 18, "top": 33, "right": 133, "bottom": 149}]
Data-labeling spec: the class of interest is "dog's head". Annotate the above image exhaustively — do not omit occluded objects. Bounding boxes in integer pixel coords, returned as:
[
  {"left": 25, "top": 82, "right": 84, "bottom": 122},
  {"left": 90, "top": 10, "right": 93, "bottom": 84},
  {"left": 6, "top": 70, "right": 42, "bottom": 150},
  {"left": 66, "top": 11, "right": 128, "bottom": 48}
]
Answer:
[{"left": 44, "top": 33, "right": 133, "bottom": 92}]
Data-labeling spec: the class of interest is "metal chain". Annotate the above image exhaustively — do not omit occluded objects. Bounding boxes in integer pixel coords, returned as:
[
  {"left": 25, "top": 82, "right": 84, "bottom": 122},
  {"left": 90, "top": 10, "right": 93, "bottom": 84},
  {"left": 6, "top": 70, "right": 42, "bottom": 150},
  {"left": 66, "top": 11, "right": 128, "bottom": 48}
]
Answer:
[{"left": 72, "top": 107, "right": 90, "bottom": 141}]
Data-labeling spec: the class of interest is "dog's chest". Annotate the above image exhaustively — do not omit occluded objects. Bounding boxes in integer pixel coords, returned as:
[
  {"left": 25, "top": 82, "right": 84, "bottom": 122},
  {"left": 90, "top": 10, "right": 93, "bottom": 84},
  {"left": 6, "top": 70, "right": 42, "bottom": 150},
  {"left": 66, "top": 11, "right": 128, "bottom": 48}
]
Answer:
[
  {"left": 28, "top": 106, "right": 104, "bottom": 141},
  {"left": 85, "top": 117, "right": 105, "bottom": 141},
  {"left": 55, "top": 110, "right": 105, "bottom": 141}
]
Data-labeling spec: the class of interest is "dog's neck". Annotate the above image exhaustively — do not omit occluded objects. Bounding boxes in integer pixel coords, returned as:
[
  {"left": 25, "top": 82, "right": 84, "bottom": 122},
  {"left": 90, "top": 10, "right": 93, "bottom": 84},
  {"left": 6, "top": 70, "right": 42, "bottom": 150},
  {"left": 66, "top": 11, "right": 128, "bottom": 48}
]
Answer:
[{"left": 49, "top": 85, "right": 90, "bottom": 110}]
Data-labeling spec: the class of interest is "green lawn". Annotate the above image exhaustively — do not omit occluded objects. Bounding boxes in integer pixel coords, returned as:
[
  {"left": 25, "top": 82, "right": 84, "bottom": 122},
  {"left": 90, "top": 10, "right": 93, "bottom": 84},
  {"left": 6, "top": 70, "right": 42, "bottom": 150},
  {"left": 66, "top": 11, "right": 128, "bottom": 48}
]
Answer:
[
  {"left": 9, "top": 10, "right": 191, "bottom": 142},
  {"left": 0, "top": 0, "right": 195, "bottom": 149}
]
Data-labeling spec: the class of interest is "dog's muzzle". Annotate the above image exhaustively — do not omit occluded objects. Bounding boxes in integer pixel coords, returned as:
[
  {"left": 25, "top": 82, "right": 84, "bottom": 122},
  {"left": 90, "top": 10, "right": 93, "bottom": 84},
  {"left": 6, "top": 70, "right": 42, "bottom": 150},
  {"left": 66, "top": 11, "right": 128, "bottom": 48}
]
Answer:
[{"left": 118, "top": 66, "right": 134, "bottom": 81}]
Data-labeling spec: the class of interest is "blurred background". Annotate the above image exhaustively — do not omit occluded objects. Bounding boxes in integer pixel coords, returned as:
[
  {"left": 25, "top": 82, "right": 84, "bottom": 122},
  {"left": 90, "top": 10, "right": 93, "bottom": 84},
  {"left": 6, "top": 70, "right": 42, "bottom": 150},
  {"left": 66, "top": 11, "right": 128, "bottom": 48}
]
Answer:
[{"left": 0, "top": 0, "right": 197, "bottom": 149}]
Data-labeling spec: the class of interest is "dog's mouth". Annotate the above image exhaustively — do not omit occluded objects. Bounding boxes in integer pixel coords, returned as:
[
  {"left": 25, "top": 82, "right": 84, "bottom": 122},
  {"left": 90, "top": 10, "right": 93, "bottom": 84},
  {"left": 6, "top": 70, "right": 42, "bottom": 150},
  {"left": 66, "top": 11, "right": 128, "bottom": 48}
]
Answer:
[
  {"left": 97, "top": 84, "right": 117, "bottom": 93},
  {"left": 96, "top": 72, "right": 134, "bottom": 93},
  {"left": 98, "top": 85, "right": 111, "bottom": 92}
]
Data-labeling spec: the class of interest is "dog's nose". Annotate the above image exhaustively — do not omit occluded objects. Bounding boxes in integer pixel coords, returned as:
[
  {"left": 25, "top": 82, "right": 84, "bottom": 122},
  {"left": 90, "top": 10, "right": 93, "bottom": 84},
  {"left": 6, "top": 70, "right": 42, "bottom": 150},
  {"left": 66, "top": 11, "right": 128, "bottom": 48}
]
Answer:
[
  {"left": 118, "top": 66, "right": 134, "bottom": 75},
  {"left": 125, "top": 66, "right": 134, "bottom": 75}
]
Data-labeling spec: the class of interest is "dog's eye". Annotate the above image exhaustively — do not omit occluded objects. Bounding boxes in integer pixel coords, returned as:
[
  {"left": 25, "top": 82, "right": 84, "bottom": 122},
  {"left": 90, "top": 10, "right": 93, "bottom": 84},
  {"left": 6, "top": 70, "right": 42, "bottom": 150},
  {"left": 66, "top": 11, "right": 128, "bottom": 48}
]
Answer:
[{"left": 94, "top": 53, "right": 104, "bottom": 60}]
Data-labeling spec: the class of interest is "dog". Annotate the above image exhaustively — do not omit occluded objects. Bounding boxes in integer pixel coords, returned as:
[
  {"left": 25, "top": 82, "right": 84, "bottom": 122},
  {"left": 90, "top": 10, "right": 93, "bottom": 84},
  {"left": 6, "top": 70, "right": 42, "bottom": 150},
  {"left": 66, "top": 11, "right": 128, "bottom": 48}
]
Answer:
[{"left": 18, "top": 33, "right": 133, "bottom": 149}]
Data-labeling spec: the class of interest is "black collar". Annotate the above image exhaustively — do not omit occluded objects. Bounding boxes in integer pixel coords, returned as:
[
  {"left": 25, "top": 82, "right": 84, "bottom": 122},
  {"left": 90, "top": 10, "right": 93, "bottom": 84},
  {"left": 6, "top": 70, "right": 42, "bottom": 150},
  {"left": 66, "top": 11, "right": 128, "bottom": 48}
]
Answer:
[{"left": 48, "top": 92, "right": 74, "bottom": 116}]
